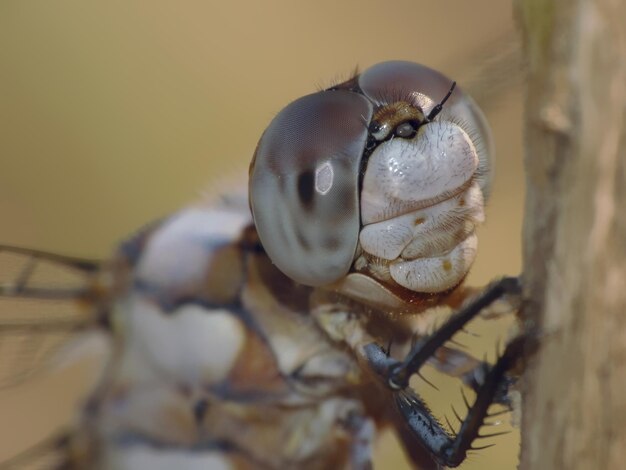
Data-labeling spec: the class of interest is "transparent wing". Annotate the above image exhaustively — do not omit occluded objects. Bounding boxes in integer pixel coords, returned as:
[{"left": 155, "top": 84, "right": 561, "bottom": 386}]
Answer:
[
  {"left": 0, "top": 245, "right": 104, "bottom": 389},
  {"left": 445, "top": 29, "right": 523, "bottom": 110},
  {"left": 0, "top": 432, "right": 71, "bottom": 470}
]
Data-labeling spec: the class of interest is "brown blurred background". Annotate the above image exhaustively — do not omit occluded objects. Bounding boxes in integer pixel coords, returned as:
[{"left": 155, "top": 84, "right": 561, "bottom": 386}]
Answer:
[{"left": 0, "top": 1, "right": 524, "bottom": 468}]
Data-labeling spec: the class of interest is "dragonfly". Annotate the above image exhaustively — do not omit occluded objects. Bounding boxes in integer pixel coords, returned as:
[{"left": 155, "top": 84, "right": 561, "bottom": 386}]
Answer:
[{"left": 0, "top": 56, "right": 525, "bottom": 469}]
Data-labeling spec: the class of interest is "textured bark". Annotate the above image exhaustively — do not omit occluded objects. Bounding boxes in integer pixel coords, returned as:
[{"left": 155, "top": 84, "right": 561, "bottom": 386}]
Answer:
[{"left": 516, "top": 0, "right": 626, "bottom": 468}]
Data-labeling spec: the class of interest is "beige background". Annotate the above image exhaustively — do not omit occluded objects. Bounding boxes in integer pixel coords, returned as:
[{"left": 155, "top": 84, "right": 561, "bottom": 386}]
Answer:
[{"left": 0, "top": 1, "right": 524, "bottom": 468}]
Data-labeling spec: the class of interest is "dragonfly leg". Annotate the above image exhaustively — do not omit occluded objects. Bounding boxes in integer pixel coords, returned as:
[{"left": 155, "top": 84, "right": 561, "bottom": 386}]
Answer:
[
  {"left": 429, "top": 346, "right": 517, "bottom": 407},
  {"left": 387, "top": 276, "right": 521, "bottom": 390},
  {"left": 361, "top": 277, "right": 524, "bottom": 468},
  {"left": 392, "top": 336, "right": 525, "bottom": 468}
]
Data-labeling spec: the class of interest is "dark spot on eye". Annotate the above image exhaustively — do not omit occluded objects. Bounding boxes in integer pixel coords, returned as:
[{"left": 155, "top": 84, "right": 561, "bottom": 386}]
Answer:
[
  {"left": 459, "top": 198, "right": 466, "bottom": 207},
  {"left": 324, "top": 236, "right": 341, "bottom": 250},
  {"left": 296, "top": 228, "right": 311, "bottom": 251},
  {"left": 297, "top": 170, "right": 315, "bottom": 210},
  {"left": 441, "top": 259, "right": 452, "bottom": 272},
  {"left": 334, "top": 186, "right": 356, "bottom": 217},
  {"left": 414, "top": 217, "right": 425, "bottom": 226}
]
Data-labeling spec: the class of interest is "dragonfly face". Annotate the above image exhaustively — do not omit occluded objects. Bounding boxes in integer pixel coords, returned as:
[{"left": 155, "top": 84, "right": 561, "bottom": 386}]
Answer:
[
  {"left": 0, "top": 61, "right": 523, "bottom": 470},
  {"left": 250, "top": 61, "right": 493, "bottom": 307}
]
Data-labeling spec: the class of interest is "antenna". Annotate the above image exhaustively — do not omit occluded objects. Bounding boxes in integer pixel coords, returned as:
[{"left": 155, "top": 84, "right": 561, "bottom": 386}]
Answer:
[{"left": 427, "top": 81, "right": 457, "bottom": 121}]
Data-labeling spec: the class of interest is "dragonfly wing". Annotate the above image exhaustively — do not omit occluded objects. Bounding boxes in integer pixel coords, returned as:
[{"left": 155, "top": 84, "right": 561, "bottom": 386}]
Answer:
[
  {"left": 0, "top": 246, "right": 104, "bottom": 388},
  {"left": 446, "top": 28, "right": 523, "bottom": 110},
  {"left": 0, "top": 431, "right": 73, "bottom": 470}
]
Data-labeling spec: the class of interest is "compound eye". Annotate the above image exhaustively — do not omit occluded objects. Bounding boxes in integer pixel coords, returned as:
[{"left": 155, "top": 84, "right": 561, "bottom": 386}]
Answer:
[
  {"left": 359, "top": 61, "right": 458, "bottom": 111},
  {"left": 249, "top": 90, "right": 373, "bottom": 286}
]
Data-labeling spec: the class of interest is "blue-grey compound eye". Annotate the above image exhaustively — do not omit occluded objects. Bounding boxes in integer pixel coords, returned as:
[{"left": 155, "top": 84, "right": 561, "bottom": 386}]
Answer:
[{"left": 249, "top": 90, "right": 373, "bottom": 286}]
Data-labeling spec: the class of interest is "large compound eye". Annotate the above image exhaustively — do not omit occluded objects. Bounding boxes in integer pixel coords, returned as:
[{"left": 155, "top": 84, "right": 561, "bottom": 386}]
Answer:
[
  {"left": 249, "top": 91, "right": 372, "bottom": 286},
  {"left": 359, "top": 60, "right": 461, "bottom": 110},
  {"left": 359, "top": 61, "right": 494, "bottom": 199}
]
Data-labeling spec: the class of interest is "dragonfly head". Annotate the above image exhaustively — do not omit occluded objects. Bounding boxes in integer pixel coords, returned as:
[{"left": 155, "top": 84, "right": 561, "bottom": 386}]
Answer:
[{"left": 249, "top": 61, "right": 493, "bottom": 301}]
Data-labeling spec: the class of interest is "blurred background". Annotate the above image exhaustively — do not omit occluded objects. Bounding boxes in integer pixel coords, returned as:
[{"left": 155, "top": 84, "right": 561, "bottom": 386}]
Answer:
[{"left": 0, "top": 1, "right": 524, "bottom": 468}]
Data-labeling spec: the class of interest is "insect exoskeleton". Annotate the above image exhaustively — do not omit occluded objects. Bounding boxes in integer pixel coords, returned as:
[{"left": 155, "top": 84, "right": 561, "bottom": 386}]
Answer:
[{"left": 249, "top": 61, "right": 493, "bottom": 306}]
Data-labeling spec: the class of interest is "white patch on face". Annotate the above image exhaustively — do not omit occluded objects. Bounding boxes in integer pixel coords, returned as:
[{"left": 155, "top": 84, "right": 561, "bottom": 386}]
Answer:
[
  {"left": 331, "top": 272, "right": 409, "bottom": 310},
  {"left": 389, "top": 233, "right": 478, "bottom": 292},
  {"left": 359, "top": 183, "right": 484, "bottom": 261},
  {"left": 360, "top": 121, "right": 479, "bottom": 225}
]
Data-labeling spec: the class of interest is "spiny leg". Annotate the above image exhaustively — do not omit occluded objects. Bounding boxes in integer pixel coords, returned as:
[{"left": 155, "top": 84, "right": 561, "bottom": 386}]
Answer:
[
  {"left": 429, "top": 346, "right": 516, "bottom": 407},
  {"left": 363, "top": 277, "right": 523, "bottom": 468},
  {"left": 361, "top": 276, "right": 521, "bottom": 383},
  {"left": 393, "top": 336, "right": 524, "bottom": 468},
  {"left": 387, "top": 276, "right": 521, "bottom": 390}
]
